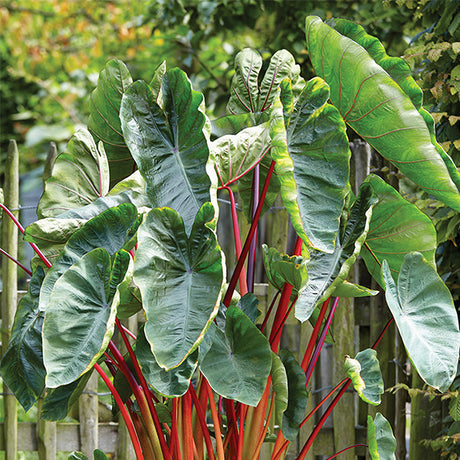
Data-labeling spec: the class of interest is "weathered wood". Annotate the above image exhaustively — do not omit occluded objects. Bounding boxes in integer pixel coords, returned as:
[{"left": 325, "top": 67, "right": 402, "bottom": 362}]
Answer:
[
  {"left": 36, "top": 399, "right": 57, "bottom": 460},
  {"left": 79, "top": 373, "right": 99, "bottom": 456},
  {"left": 395, "top": 331, "right": 407, "bottom": 460},
  {"left": 332, "top": 296, "right": 355, "bottom": 460},
  {"left": 1, "top": 139, "right": 19, "bottom": 460},
  {"left": 409, "top": 371, "right": 441, "bottom": 460}
]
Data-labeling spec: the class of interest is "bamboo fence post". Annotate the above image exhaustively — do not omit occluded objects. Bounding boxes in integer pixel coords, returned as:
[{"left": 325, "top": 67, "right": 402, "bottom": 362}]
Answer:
[
  {"left": 37, "top": 399, "right": 57, "bottom": 459},
  {"left": 1, "top": 139, "right": 19, "bottom": 460},
  {"left": 79, "top": 372, "right": 99, "bottom": 456}
]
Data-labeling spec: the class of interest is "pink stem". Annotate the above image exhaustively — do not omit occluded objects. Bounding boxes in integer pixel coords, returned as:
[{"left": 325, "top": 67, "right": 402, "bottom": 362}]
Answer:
[
  {"left": 0, "top": 247, "right": 32, "bottom": 275},
  {"left": 326, "top": 444, "right": 368, "bottom": 459}
]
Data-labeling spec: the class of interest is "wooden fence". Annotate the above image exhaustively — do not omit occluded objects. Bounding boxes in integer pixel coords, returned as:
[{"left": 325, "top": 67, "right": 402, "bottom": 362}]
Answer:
[{"left": 0, "top": 139, "right": 440, "bottom": 459}]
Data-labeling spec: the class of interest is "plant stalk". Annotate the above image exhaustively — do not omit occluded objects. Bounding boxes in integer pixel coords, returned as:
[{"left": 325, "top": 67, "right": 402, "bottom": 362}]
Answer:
[
  {"left": 205, "top": 379, "right": 225, "bottom": 460},
  {"left": 247, "top": 164, "right": 260, "bottom": 292}
]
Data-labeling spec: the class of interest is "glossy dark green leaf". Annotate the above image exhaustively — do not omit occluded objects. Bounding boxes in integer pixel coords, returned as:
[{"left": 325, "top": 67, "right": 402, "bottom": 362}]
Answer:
[
  {"left": 345, "top": 348, "right": 384, "bottom": 405},
  {"left": 114, "top": 256, "right": 143, "bottom": 319},
  {"left": 236, "top": 293, "right": 260, "bottom": 324},
  {"left": 361, "top": 174, "right": 437, "bottom": 287},
  {"left": 0, "top": 267, "right": 46, "bottom": 411},
  {"left": 211, "top": 113, "right": 263, "bottom": 138},
  {"left": 43, "top": 249, "right": 119, "bottom": 387},
  {"left": 38, "top": 129, "right": 110, "bottom": 219},
  {"left": 38, "top": 203, "right": 138, "bottom": 312},
  {"left": 367, "top": 413, "right": 396, "bottom": 460},
  {"left": 136, "top": 326, "right": 198, "bottom": 397},
  {"left": 382, "top": 253, "right": 460, "bottom": 392},
  {"left": 296, "top": 183, "right": 376, "bottom": 322},
  {"left": 270, "top": 352, "right": 288, "bottom": 427},
  {"left": 200, "top": 306, "right": 272, "bottom": 406},
  {"left": 270, "top": 78, "right": 351, "bottom": 253},
  {"left": 120, "top": 69, "right": 215, "bottom": 232},
  {"left": 279, "top": 349, "right": 308, "bottom": 441},
  {"left": 134, "top": 202, "right": 224, "bottom": 370},
  {"left": 262, "top": 244, "right": 308, "bottom": 295},
  {"left": 305, "top": 16, "right": 460, "bottom": 212},
  {"left": 41, "top": 370, "right": 93, "bottom": 421},
  {"left": 227, "top": 49, "right": 302, "bottom": 115},
  {"left": 149, "top": 60, "right": 167, "bottom": 102},
  {"left": 87, "top": 59, "right": 135, "bottom": 188}
]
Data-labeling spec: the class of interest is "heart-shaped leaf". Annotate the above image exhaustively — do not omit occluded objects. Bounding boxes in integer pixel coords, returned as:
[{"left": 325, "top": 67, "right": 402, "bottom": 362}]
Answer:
[
  {"left": 0, "top": 267, "right": 46, "bottom": 411},
  {"left": 361, "top": 174, "right": 437, "bottom": 286},
  {"left": 296, "top": 183, "right": 376, "bottom": 322},
  {"left": 279, "top": 349, "right": 308, "bottom": 441},
  {"left": 38, "top": 203, "right": 138, "bottom": 311},
  {"left": 134, "top": 202, "right": 224, "bottom": 370},
  {"left": 367, "top": 413, "right": 396, "bottom": 460},
  {"left": 136, "top": 326, "right": 198, "bottom": 397},
  {"left": 345, "top": 348, "right": 384, "bottom": 405},
  {"left": 200, "top": 306, "right": 272, "bottom": 406},
  {"left": 305, "top": 16, "right": 460, "bottom": 212},
  {"left": 43, "top": 248, "right": 121, "bottom": 387},
  {"left": 120, "top": 69, "right": 215, "bottom": 233},
  {"left": 270, "top": 77, "right": 350, "bottom": 253},
  {"left": 382, "top": 252, "right": 460, "bottom": 392},
  {"left": 38, "top": 129, "right": 110, "bottom": 219},
  {"left": 88, "top": 59, "right": 135, "bottom": 188}
]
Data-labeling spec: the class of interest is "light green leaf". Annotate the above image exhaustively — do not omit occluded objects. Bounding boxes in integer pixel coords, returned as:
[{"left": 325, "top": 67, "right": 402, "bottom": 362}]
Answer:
[
  {"left": 134, "top": 202, "right": 224, "bottom": 370},
  {"left": 0, "top": 267, "right": 46, "bottom": 411},
  {"left": 305, "top": 16, "right": 460, "bottom": 212},
  {"left": 361, "top": 174, "right": 437, "bottom": 287},
  {"left": 296, "top": 183, "right": 376, "bottom": 322},
  {"left": 280, "top": 349, "right": 308, "bottom": 441},
  {"left": 136, "top": 326, "right": 198, "bottom": 397},
  {"left": 345, "top": 349, "right": 384, "bottom": 405},
  {"left": 38, "top": 129, "right": 110, "bottom": 219},
  {"left": 382, "top": 253, "right": 460, "bottom": 392},
  {"left": 88, "top": 59, "right": 135, "bottom": 188},
  {"left": 331, "top": 281, "right": 378, "bottom": 298},
  {"left": 367, "top": 413, "right": 396, "bottom": 460},
  {"left": 120, "top": 69, "right": 216, "bottom": 233},
  {"left": 449, "top": 395, "right": 460, "bottom": 421},
  {"left": 43, "top": 248, "right": 122, "bottom": 387},
  {"left": 270, "top": 352, "right": 288, "bottom": 427},
  {"left": 270, "top": 77, "right": 350, "bottom": 253},
  {"left": 200, "top": 306, "right": 272, "bottom": 406}
]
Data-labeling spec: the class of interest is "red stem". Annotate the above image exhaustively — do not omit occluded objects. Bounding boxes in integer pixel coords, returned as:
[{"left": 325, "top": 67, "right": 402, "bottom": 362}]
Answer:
[
  {"left": 301, "top": 298, "right": 330, "bottom": 371},
  {"left": 224, "top": 398, "right": 239, "bottom": 456},
  {"left": 0, "top": 203, "right": 52, "bottom": 268},
  {"left": 94, "top": 363, "right": 143, "bottom": 460},
  {"left": 189, "top": 383, "right": 216, "bottom": 460},
  {"left": 247, "top": 164, "right": 260, "bottom": 292},
  {"left": 0, "top": 247, "right": 32, "bottom": 275},
  {"left": 372, "top": 317, "right": 394, "bottom": 350},
  {"left": 170, "top": 398, "right": 179, "bottom": 459},
  {"left": 237, "top": 404, "right": 248, "bottom": 460},
  {"left": 260, "top": 291, "right": 281, "bottom": 333},
  {"left": 326, "top": 444, "right": 368, "bottom": 459},
  {"left": 223, "top": 160, "right": 276, "bottom": 307},
  {"left": 305, "top": 297, "right": 340, "bottom": 387},
  {"left": 182, "top": 392, "right": 194, "bottom": 460},
  {"left": 296, "top": 379, "right": 351, "bottom": 460},
  {"left": 222, "top": 186, "right": 248, "bottom": 295}
]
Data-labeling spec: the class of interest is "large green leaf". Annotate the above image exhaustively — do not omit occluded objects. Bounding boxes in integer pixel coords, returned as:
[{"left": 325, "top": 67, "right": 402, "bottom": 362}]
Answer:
[
  {"left": 87, "top": 59, "right": 135, "bottom": 188},
  {"left": 134, "top": 202, "right": 224, "bottom": 370},
  {"left": 38, "top": 203, "right": 138, "bottom": 311},
  {"left": 227, "top": 49, "right": 302, "bottom": 115},
  {"left": 213, "top": 123, "right": 271, "bottom": 188},
  {"left": 37, "top": 129, "right": 110, "bottom": 219},
  {"left": 120, "top": 69, "right": 215, "bottom": 232},
  {"left": 200, "top": 306, "right": 272, "bottom": 406},
  {"left": 270, "top": 78, "right": 350, "bottom": 253},
  {"left": 367, "top": 413, "right": 396, "bottom": 460},
  {"left": 305, "top": 16, "right": 460, "bottom": 212},
  {"left": 41, "top": 370, "right": 94, "bottom": 421},
  {"left": 296, "top": 183, "right": 376, "bottom": 322},
  {"left": 43, "top": 248, "right": 121, "bottom": 387},
  {"left": 361, "top": 174, "right": 437, "bottom": 287},
  {"left": 345, "top": 348, "right": 384, "bottom": 406},
  {"left": 136, "top": 326, "right": 198, "bottom": 397},
  {"left": 0, "top": 268, "right": 46, "bottom": 411},
  {"left": 270, "top": 352, "right": 288, "bottom": 427},
  {"left": 382, "top": 253, "right": 460, "bottom": 392},
  {"left": 279, "top": 349, "right": 308, "bottom": 442}
]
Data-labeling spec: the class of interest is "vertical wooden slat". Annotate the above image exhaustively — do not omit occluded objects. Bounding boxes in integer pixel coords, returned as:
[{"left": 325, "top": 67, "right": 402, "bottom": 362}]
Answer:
[
  {"left": 332, "top": 297, "right": 355, "bottom": 460},
  {"left": 79, "top": 372, "right": 99, "bottom": 456},
  {"left": 395, "top": 332, "right": 407, "bottom": 460},
  {"left": 1, "top": 139, "right": 19, "bottom": 460},
  {"left": 37, "top": 399, "right": 56, "bottom": 459}
]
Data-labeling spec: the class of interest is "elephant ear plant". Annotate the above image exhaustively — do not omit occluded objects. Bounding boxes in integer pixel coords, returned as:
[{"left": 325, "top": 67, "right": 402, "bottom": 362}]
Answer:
[{"left": 1, "top": 16, "right": 460, "bottom": 460}]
